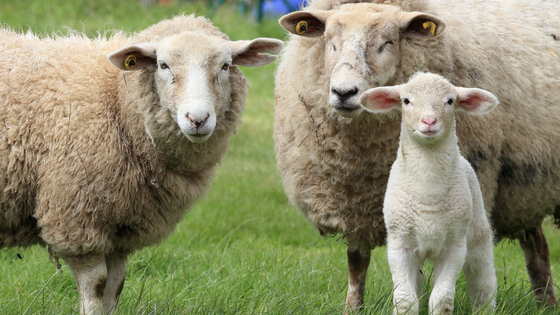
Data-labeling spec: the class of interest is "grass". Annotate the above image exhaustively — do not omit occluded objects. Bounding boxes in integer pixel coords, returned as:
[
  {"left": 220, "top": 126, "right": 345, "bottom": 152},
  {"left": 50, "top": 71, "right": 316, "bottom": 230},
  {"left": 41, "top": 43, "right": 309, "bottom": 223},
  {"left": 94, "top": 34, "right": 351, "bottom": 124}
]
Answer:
[{"left": 1, "top": 0, "right": 560, "bottom": 314}]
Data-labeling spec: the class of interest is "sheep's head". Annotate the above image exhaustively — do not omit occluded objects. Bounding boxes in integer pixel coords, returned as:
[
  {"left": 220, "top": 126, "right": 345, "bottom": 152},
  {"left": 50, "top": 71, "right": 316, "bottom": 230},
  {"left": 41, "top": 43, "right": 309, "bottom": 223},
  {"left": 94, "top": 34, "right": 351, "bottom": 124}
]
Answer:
[
  {"left": 359, "top": 72, "right": 499, "bottom": 145},
  {"left": 279, "top": 3, "right": 445, "bottom": 117},
  {"left": 107, "top": 32, "right": 283, "bottom": 143}
]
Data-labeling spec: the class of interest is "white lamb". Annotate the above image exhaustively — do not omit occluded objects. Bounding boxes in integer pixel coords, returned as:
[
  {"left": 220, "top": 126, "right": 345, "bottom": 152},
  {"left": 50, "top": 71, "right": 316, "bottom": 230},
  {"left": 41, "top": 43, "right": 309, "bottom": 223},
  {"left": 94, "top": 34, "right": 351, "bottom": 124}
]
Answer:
[
  {"left": 359, "top": 72, "right": 498, "bottom": 315},
  {"left": 0, "top": 15, "right": 283, "bottom": 315}
]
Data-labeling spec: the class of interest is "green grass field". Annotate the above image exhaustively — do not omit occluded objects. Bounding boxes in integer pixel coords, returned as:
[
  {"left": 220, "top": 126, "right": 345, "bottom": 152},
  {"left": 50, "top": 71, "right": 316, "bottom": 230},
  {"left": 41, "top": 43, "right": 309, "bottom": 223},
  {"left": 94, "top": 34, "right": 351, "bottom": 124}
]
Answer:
[{"left": 1, "top": 0, "right": 560, "bottom": 314}]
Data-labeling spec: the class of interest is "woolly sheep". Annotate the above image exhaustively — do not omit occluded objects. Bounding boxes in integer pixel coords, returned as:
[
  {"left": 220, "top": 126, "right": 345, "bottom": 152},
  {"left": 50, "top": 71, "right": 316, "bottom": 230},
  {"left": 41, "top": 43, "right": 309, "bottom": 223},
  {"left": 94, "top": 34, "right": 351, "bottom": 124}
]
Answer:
[
  {"left": 360, "top": 72, "right": 498, "bottom": 314},
  {"left": 274, "top": 0, "right": 560, "bottom": 311},
  {"left": 0, "top": 15, "right": 283, "bottom": 315}
]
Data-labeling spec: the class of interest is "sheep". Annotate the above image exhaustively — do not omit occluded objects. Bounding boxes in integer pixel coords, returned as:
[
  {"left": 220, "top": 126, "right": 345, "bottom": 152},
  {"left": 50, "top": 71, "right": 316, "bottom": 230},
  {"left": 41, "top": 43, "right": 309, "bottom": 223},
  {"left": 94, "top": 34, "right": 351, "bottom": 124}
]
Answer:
[
  {"left": 274, "top": 0, "right": 560, "bottom": 312},
  {"left": 359, "top": 72, "right": 498, "bottom": 315},
  {"left": 0, "top": 14, "right": 283, "bottom": 315}
]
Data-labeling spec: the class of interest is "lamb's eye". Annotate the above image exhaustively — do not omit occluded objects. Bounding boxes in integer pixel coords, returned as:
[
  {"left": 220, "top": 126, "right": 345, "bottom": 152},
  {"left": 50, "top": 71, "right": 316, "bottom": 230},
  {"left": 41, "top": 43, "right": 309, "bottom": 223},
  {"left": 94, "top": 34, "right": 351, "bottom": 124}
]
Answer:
[
  {"left": 221, "top": 63, "right": 230, "bottom": 71},
  {"left": 403, "top": 98, "right": 410, "bottom": 105},
  {"left": 159, "top": 62, "right": 169, "bottom": 70},
  {"left": 447, "top": 99, "right": 454, "bottom": 105}
]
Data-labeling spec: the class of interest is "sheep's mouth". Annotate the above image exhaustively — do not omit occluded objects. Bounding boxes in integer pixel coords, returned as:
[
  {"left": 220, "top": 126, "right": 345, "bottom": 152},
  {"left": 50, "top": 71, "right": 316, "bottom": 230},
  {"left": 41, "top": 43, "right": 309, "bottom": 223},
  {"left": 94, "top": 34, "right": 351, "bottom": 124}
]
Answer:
[{"left": 184, "top": 131, "right": 213, "bottom": 143}]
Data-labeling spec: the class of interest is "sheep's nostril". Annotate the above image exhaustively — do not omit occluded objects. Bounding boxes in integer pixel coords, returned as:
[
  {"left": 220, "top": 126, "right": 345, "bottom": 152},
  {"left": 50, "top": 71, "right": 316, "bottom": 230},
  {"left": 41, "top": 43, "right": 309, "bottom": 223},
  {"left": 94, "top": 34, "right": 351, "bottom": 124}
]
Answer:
[
  {"left": 186, "top": 113, "right": 210, "bottom": 129},
  {"left": 331, "top": 87, "right": 358, "bottom": 102}
]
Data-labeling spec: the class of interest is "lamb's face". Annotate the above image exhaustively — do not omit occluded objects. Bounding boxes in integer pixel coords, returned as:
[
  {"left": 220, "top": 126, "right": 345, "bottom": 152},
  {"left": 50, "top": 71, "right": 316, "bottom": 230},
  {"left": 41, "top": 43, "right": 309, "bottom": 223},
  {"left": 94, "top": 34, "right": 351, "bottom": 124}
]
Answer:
[
  {"left": 359, "top": 72, "right": 500, "bottom": 145},
  {"left": 279, "top": 3, "right": 445, "bottom": 118},
  {"left": 399, "top": 76, "right": 457, "bottom": 145},
  {"left": 107, "top": 33, "right": 283, "bottom": 143}
]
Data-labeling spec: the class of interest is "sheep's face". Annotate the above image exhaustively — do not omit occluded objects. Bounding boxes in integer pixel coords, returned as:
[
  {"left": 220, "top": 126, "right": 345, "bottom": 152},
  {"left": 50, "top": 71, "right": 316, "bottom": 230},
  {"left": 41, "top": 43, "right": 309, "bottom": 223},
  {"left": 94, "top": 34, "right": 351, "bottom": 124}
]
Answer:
[
  {"left": 279, "top": 3, "right": 445, "bottom": 118},
  {"left": 359, "top": 72, "right": 499, "bottom": 145},
  {"left": 108, "top": 33, "right": 283, "bottom": 143}
]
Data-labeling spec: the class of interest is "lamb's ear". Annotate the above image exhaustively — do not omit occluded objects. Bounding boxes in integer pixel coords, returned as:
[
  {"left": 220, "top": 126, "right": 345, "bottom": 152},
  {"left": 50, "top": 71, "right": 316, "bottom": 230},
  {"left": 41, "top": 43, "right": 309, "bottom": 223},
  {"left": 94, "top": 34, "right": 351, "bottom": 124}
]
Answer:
[
  {"left": 279, "top": 10, "right": 333, "bottom": 37},
  {"left": 455, "top": 87, "right": 499, "bottom": 114},
  {"left": 107, "top": 43, "right": 157, "bottom": 71},
  {"left": 359, "top": 86, "right": 402, "bottom": 113},
  {"left": 229, "top": 38, "right": 284, "bottom": 67},
  {"left": 397, "top": 11, "right": 446, "bottom": 38}
]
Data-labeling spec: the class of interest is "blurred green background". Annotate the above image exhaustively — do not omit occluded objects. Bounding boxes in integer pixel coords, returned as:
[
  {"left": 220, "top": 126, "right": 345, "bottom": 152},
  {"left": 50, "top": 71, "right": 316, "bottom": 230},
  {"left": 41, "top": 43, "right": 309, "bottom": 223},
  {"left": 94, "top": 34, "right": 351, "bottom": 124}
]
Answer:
[{"left": 0, "top": 0, "right": 559, "bottom": 314}]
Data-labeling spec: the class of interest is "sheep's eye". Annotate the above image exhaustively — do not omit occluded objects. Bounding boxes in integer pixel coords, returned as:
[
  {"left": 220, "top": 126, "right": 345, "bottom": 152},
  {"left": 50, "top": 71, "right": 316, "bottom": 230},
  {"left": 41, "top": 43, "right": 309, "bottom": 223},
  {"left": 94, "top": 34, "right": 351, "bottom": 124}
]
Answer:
[
  {"left": 377, "top": 41, "right": 394, "bottom": 53},
  {"left": 221, "top": 63, "right": 230, "bottom": 71},
  {"left": 159, "top": 62, "right": 169, "bottom": 70},
  {"left": 447, "top": 99, "right": 454, "bottom": 105},
  {"left": 403, "top": 98, "right": 410, "bottom": 105}
]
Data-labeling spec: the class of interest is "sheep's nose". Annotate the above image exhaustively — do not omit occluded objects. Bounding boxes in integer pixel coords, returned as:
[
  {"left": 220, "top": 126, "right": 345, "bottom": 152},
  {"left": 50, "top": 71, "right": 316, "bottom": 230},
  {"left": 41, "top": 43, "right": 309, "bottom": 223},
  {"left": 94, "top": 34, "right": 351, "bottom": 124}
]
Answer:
[
  {"left": 186, "top": 113, "right": 209, "bottom": 129},
  {"left": 331, "top": 86, "right": 358, "bottom": 102},
  {"left": 422, "top": 118, "right": 437, "bottom": 126}
]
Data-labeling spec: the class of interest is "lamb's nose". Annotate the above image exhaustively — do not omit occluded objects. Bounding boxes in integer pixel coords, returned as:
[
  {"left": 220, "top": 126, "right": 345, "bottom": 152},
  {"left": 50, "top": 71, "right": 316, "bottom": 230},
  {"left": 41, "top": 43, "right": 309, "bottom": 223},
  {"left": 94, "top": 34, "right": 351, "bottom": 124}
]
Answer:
[
  {"left": 331, "top": 86, "right": 358, "bottom": 102},
  {"left": 186, "top": 113, "right": 209, "bottom": 129},
  {"left": 422, "top": 118, "right": 437, "bottom": 126}
]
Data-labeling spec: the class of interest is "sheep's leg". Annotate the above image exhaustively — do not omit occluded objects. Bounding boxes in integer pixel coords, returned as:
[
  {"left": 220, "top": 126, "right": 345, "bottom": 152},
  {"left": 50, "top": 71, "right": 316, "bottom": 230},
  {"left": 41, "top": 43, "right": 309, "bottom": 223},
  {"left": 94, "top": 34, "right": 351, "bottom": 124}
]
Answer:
[
  {"left": 65, "top": 254, "right": 107, "bottom": 315},
  {"left": 387, "top": 246, "right": 421, "bottom": 315},
  {"left": 429, "top": 244, "right": 466, "bottom": 315},
  {"left": 463, "top": 233, "right": 497, "bottom": 310},
  {"left": 344, "top": 247, "right": 371, "bottom": 314},
  {"left": 518, "top": 225, "right": 558, "bottom": 306},
  {"left": 103, "top": 251, "right": 129, "bottom": 314}
]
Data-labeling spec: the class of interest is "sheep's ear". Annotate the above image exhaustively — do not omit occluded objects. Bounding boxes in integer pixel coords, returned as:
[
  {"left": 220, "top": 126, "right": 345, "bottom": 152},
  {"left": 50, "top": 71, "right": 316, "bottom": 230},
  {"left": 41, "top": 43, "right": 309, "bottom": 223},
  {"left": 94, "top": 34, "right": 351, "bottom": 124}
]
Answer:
[
  {"left": 359, "top": 86, "right": 402, "bottom": 113},
  {"left": 397, "top": 11, "right": 446, "bottom": 38},
  {"left": 229, "top": 38, "right": 284, "bottom": 67},
  {"left": 107, "top": 43, "right": 157, "bottom": 71},
  {"left": 279, "top": 10, "right": 333, "bottom": 37},
  {"left": 455, "top": 87, "right": 499, "bottom": 114}
]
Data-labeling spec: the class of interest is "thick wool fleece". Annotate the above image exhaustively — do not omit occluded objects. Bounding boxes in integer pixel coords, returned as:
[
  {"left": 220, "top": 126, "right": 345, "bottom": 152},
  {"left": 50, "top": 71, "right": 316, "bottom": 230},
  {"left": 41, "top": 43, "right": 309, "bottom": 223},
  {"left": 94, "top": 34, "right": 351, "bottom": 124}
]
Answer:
[
  {"left": 274, "top": 0, "right": 560, "bottom": 250},
  {"left": 0, "top": 15, "right": 247, "bottom": 255}
]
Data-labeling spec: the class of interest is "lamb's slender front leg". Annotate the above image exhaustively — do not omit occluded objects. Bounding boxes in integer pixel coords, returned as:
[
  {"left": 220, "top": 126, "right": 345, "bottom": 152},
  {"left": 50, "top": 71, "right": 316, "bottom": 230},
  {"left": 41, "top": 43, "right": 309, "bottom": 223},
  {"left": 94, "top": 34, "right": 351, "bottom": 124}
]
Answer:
[
  {"left": 518, "top": 225, "right": 557, "bottom": 306},
  {"left": 103, "top": 251, "right": 129, "bottom": 314},
  {"left": 344, "top": 247, "right": 371, "bottom": 315},
  {"left": 429, "top": 244, "right": 467, "bottom": 315},
  {"left": 65, "top": 254, "right": 107, "bottom": 315},
  {"left": 388, "top": 246, "right": 422, "bottom": 315}
]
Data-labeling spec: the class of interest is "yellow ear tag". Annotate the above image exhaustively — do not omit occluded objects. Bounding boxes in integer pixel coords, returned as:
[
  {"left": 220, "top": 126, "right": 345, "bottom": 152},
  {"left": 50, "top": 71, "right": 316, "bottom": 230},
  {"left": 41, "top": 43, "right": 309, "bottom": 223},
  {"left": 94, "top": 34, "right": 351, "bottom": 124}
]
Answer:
[
  {"left": 422, "top": 21, "right": 436, "bottom": 36},
  {"left": 124, "top": 55, "right": 137, "bottom": 70},
  {"left": 296, "top": 20, "right": 308, "bottom": 35}
]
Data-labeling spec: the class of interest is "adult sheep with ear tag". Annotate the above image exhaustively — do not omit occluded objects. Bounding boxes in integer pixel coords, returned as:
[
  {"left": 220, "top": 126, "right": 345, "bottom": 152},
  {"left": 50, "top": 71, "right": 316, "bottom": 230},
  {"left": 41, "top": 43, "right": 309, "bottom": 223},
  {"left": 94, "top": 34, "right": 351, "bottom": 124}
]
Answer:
[
  {"left": 274, "top": 0, "right": 560, "bottom": 312},
  {"left": 0, "top": 14, "right": 282, "bottom": 315},
  {"left": 360, "top": 72, "right": 498, "bottom": 315}
]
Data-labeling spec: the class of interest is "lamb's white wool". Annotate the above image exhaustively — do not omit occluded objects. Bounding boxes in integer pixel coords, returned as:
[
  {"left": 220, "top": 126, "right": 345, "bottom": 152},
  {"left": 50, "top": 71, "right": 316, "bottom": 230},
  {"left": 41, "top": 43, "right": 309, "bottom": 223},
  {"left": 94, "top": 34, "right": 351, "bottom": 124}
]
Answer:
[
  {"left": 0, "top": 15, "right": 283, "bottom": 315},
  {"left": 274, "top": 0, "right": 560, "bottom": 311},
  {"left": 360, "top": 72, "right": 498, "bottom": 315}
]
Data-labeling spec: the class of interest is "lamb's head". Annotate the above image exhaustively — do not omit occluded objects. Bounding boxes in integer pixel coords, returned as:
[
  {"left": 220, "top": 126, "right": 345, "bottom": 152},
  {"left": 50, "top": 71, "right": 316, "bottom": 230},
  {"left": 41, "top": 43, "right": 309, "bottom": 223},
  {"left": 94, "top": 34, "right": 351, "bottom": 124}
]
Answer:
[
  {"left": 107, "top": 32, "right": 283, "bottom": 143},
  {"left": 359, "top": 72, "right": 499, "bottom": 145},
  {"left": 279, "top": 3, "right": 445, "bottom": 117}
]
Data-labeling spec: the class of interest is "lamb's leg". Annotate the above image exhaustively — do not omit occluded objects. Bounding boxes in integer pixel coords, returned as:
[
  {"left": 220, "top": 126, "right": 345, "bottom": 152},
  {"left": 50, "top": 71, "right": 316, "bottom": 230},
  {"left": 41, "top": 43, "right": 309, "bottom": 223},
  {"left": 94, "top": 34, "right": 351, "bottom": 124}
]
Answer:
[
  {"left": 344, "top": 247, "right": 371, "bottom": 315},
  {"left": 103, "top": 251, "right": 129, "bottom": 314},
  {"left": 463, "top": 233, "right": 497, "bottom": 310},
  {"left": 65, "top": 254, "right": 107, "bottom": 315},
  {"left": 429, "top": 244, "right": 467, "bottom": 315},
  {"left": 518, "top": 225, "right": 558, "bottom": 306},
  {"left": 387, "top": 246, "right": 422, "bottom": 315}
]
